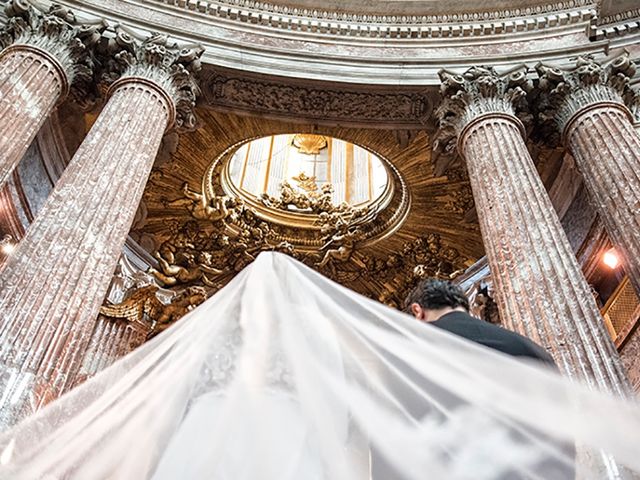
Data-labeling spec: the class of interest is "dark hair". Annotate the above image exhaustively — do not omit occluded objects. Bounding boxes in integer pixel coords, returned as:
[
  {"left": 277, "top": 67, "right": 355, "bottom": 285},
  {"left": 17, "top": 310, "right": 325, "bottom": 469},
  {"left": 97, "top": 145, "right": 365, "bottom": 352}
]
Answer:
[{"left": 403, "top": 278, "right": 469, "bottom": 313}]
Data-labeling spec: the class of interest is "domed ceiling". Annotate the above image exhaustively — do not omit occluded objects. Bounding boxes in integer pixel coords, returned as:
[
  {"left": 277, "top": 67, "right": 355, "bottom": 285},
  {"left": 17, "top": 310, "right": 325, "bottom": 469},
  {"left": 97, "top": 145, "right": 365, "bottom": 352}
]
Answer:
[
  {"left": 44, "top": 0, "right": 636, "bottom": 308},
  {"left": 120, "top": 106, "right": 484, "bottom": 307}
]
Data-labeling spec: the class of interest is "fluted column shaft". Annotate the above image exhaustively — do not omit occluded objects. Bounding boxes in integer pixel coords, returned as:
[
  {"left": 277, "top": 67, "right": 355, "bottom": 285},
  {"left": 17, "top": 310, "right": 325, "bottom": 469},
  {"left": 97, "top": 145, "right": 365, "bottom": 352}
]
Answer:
[
  {"left": 564, "top": 103, "right": 640, "bottom": 295},
  {"left": 0, "top": 77, "right": 173, "bottom": 428},
  {"left": 461, "top": 113, "right": 629, "bottom": 395},
  {"left": 0, "top": 44, "right": 68, "bottom": 187}
]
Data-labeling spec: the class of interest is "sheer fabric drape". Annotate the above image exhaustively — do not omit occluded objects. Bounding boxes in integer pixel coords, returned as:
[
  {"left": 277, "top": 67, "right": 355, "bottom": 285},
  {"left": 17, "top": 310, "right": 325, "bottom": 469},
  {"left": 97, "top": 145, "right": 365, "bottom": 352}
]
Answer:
[{"left": 1, "top": 252, "right": 639, "bottom": 479}]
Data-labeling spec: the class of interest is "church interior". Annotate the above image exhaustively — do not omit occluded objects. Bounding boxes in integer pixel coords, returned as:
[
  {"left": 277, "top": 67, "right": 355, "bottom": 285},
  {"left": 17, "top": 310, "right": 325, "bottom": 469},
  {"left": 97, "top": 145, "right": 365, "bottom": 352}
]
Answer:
[{"left": 0, "top": 0, "right": 639, "bottom": 463}]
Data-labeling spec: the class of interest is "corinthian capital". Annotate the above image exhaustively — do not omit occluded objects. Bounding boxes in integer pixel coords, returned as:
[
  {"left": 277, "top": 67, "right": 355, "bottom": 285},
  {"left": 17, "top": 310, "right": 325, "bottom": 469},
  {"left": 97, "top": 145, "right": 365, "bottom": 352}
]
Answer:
[
  {"left": 533, "top": 53, "right": 638, "bottom": 144},
  {"left": 97, "top": 28, "right": 204, "bottom": 131},
  {"left": 0, "top": 0, "right": 104, "bottom": 106},
  {"left": 434, "top": 65, "right": 532, "bottom": 156}
]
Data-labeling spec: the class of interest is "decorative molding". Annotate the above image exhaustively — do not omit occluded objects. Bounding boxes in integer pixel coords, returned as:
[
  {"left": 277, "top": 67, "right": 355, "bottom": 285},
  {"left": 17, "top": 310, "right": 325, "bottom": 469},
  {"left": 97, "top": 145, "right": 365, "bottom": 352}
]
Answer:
[
  {"left": 48, "top": 0, "right": 618, "bottom": 86},
  {"left": 589, "top": 17, "right": 640, "bottom": 40},
  {"left": 591, "top": 1, "right": 640, "bottom": 39},
  {"left": 534, "top": 53, "right": 637, "bottom": 145},
  {"left": 203, "top": 70, "right": 431, "bottom": 128},
  {"left": 151, "top": 0, "right": 594, "bottom": 40},
  {"left": 434, "top": 65, "right": 532, "bottom": 156}
]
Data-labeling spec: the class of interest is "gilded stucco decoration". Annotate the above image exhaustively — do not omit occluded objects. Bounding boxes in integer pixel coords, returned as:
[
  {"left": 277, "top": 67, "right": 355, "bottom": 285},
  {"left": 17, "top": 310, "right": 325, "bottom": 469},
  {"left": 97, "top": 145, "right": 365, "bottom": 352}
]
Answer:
[
  {"left": 445, "top": 185, "right": 474, "bottom": 216},
  {"left": 128, "top": 109, "right": 481, "bottom": 317},
  {"left": 144, "top": 193, "right": 467, "bottom": 309},
  {"left": 100, "top": 284, "right": 208, "bottom": 337},
  {"left": 291, "top": 134, "right": 328, "bottom": 155}
]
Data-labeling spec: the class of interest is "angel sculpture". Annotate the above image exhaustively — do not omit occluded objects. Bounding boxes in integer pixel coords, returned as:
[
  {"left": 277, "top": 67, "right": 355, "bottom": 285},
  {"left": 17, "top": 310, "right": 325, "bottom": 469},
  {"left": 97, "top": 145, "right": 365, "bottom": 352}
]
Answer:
[
  {"left": 151, "top": 251, "right": 223, "bottom": 287},
  {"left": 100, "top": 285, "right": 207, "bottom": 337},
  {"left": 99, "top": 285, "right": 164, "bottom": 326},
  {"left": 317, "top": 225, "right": 365, "bottom": 270},
  {"left": 167, "top": 182, "right": 237, "bottom": 223},
  {"left": 310, "top": 184, "right": 334, "bottom": 213}
]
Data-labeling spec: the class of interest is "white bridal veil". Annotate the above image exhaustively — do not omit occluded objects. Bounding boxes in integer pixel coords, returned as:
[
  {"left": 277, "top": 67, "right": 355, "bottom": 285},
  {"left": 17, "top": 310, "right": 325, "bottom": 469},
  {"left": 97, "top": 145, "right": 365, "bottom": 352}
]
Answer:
[{"left": 1, "top": 252, "right": 639, "bottom": 479}]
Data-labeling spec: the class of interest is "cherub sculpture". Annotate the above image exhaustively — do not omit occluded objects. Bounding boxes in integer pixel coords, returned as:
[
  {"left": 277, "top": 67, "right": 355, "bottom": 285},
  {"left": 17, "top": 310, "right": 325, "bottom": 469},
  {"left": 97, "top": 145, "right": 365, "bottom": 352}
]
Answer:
[
  {"left": 317, "top": 226, "right": 364, "bottom": 270},
  {"left": 167, "top": 182, "right": 237, "bottom": 223},
  {"left": 151, "top": 251, "right": 223, "bottom": 287},
  {"left": 100, "top": 285, "right": 208, "bottom": 338},
  {"left": 149, "top": 286, "right": 208, "bottom": 336}
]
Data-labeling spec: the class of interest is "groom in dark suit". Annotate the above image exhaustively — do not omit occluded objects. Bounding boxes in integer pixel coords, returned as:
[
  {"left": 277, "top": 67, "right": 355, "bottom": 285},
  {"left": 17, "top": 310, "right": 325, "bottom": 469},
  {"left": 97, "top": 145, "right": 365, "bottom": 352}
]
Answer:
[
  {"left": 405, "top": 278, "right": 555, "bottom": 366},
  {"left": 403, "top": 278, "right": 575, "bottom": 479}
]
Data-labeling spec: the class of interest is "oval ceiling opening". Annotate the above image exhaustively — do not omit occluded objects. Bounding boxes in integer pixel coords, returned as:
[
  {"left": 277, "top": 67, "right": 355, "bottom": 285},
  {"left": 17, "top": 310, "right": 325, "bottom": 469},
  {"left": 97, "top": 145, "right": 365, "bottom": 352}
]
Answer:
[{"left": 227, "top": 134, "right": 389, "bottom": 211}]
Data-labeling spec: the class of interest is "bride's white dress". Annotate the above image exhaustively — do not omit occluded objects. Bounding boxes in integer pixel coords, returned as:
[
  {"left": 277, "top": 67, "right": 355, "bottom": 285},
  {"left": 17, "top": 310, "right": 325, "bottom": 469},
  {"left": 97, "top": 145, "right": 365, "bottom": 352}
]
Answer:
[
  {"left": 152, "top": 390, "right": 326, "bottom": 479},
  {"left": 1, "top": 253, "right": 640, "bottom": 479}
]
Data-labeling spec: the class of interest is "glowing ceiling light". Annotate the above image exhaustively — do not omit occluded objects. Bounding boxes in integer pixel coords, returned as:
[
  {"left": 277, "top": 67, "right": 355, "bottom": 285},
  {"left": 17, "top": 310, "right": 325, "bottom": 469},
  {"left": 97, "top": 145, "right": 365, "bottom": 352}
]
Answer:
[
  {"left": 0, "top": 235, "right": 14, "bottom": 255},
  {"left": 603, "top": 248, "right": 620, "bottom": 269}
]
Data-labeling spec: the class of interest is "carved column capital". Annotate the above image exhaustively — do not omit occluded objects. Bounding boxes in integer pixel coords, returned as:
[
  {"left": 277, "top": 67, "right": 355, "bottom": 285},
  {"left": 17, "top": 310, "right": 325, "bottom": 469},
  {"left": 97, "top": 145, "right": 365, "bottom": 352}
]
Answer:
[
  {"left": 98, "top": 28, "right": 204, "bottom": 131},
  {"left": 0, "top": 0, "right": 104, "bottom": 106},
  {"left": 434, "top": 65, "right": 532, "bottom": 156},
  {"left": 534, "top": 53, "right": 637, "bottom": 145},
  {"left": 628, "top": 89, "right": 640, "bottom": 128}
]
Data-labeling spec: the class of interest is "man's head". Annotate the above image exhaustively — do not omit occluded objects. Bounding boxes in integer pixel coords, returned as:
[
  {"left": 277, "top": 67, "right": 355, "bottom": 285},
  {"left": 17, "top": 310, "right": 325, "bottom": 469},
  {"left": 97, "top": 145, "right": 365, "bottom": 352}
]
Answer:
[{"left": 404, "top": 278, "right": 469, "bottom": 322}]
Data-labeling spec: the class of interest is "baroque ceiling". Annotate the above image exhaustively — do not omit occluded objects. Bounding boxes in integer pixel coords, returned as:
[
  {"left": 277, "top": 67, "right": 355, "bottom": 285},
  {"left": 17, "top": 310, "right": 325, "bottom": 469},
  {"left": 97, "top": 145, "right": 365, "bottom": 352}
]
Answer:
[
  {"left": 120, "top": 106, "right": 484, "bottom": 307},
  {"left": 39, "top": 0, "right": 636, "bottom": 309}
]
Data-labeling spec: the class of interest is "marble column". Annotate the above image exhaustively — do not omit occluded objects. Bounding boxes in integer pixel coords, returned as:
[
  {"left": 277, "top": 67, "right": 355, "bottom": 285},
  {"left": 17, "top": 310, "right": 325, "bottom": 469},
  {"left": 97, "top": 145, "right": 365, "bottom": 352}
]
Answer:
[
  {"left": 436, "top": 67, "right": 634, "bottom": 478},
  {"left": 0, "top": 1, "right": 99, "bottom": 188},
  {"left": 0, "top": 35, "right": 202, "bottom": 429},
  {"left": 536, "top": 54, "right": 640, "bottom": 297},
  {"left": 435, "top": 66, "right": 630, "bottom": 395}
]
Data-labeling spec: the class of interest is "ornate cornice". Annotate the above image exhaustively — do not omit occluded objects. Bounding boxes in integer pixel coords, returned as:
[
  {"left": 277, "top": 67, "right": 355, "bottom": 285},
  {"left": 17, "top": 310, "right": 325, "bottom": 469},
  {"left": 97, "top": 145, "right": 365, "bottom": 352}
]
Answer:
[
  {"left": 533, "top": 53, "right": 637, "bottom": 145},
  {"left": 97, "top": 27, "right": 204, "bottom": 130},
  {"left": 0, "top": 0, "right": 104, "bottom": 106},
  {"left": 48, "top": 0, "right": 620, "bottom": 85},
  {"left": 434, "top": 65, "right": 532, "bottom": 156},
  {"left": 591, "top": 1, "right": 640, "bottom": 39},
  {"left": 202, "top": 69, "right": 431, "bottom": 128},
  {"left": 152, "top": 0, "right": 594, "bottom": 39}
]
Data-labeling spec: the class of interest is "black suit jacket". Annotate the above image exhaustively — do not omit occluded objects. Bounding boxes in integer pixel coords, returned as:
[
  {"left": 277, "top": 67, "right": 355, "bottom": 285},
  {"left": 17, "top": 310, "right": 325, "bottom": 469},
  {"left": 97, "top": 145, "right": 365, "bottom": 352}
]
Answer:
[
  {"left": 431, "top": 310, "right": 556, "bottom": 367},
  {"left": 431, "top": 311, "right": 574, "bottom": 478}
]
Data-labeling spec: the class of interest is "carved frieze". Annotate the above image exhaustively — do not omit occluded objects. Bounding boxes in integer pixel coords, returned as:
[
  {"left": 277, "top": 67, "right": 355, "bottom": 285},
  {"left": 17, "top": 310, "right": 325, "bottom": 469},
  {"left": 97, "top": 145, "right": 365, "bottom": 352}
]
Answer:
[
  {"left": 203, "top": 70, "right": 431, "bottom": 127},
  {"left": 533, "top": 53, "right": 638, "bottom": 145}
]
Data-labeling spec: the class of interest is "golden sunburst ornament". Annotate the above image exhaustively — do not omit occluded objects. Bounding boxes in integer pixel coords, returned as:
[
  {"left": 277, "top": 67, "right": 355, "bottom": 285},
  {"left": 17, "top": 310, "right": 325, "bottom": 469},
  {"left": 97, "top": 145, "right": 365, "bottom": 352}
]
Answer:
[{"left": 292, "top": 134, "right": 328, "bottom": 155}]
